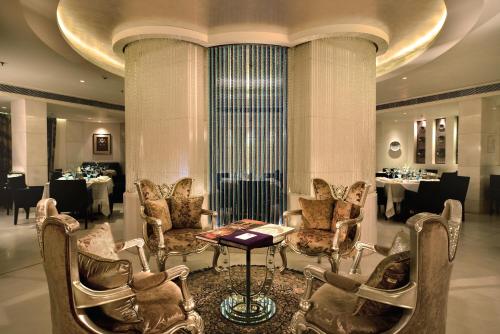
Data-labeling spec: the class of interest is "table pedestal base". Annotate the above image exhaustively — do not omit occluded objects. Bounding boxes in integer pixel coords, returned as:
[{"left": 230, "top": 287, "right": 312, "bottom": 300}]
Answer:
[{"left": 220, "top": 294, "right": 276, "bottom": 325}]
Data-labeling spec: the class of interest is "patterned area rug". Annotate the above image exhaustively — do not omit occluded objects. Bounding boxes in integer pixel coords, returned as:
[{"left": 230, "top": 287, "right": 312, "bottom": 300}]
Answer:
[{"left": 187, "top": 266, "right": 320, "bottom": 334}]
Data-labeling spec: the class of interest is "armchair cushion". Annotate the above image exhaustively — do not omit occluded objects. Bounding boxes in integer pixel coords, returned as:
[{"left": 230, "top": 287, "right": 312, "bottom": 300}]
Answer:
[
  {"left": 163, "top": 228, "right": 206, "bottom": 253},
  {"left": 287, "top": 229, "right": 335, "bottom": 255},
  {"left": 78, "top": 252, "right": 142, "bottom": 330},
  {"left": 299, "top": 197, "right": 335, "bottom": 230},
  {"left": 354, "top": 251, "right": 410, "bottom": 317},
  {"left": 331, "top": 200, "right": 359, "bottom": 232},
  {"left": 77, "top": 223, "right": 119, "bottom": 260},
  {"left": 144, "top": 198, "right": 172, "bottom": 232},
  {"left": 139, "top": 179, "right": 162, "bottom": 201},
  {"left": 169, "top": 196, "right": 203, "bottom": 229},
  {"left": 135, "top": 279, "right": 186, "bottom": 332}
]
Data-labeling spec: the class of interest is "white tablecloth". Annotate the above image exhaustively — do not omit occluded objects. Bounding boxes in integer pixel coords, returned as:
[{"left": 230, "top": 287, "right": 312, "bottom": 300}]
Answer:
[
  {"left": 42, "top": 176, "right": 114, "bottom": 216},
  {"left": 376, "top": 177, "right": 440, "bottom": 218}
]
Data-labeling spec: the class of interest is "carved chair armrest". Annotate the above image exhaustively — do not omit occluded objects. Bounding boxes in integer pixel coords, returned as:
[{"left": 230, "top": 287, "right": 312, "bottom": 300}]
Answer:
[
  {"left": 298, "top": 265, "right": 326, "bottom": 312},
  {"left": 332, "top": 211, "right": 364, "bottom": 252},
  {"left": 201, "top": 209, "right": 218, "bottom": 229},
  {"left": 324, "top": 271, "right": 362, "bottom": 293},
  {"left": 72, "top": 281, "right": 135, "bottom": 309},
  {"left": 349, "top": 241, "right": 376, "bottom": 274},
  {"left": 139, "top": 206, "right": 165, "bottom": 250},
  {"left": 165, "top": 265, "right": 196, "bottom": 313},
  {"left": 356, "top": 282, "right": 417, "bottom": 309},
  {"left": 115, "top": 238, "right": 150, "bottom": 272},
  {"left": 283, "top": 209, "right": 302, "bottom": 226}
]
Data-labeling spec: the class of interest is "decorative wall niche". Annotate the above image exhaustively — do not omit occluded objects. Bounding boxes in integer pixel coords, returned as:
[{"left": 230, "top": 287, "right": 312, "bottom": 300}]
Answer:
[
  {"left": 415, "top": 120, "right": 426, "bottom": 164},
  {"left": 435, "top": 118, "right": 446, "bottom": 164}
]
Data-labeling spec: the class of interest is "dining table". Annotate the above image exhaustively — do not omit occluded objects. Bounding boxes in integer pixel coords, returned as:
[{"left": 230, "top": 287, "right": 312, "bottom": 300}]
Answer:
[
  {"left": 376, "top": 177, "right": 440, "bottom": 218},
  {"left": 42, "top": 175, "right": 114, "bottom": 216}
]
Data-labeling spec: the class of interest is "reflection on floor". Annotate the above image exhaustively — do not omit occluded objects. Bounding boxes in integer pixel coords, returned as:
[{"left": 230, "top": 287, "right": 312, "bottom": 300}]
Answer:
[{"left": 0, "top": 205, "right": 499, "bottom": 333}]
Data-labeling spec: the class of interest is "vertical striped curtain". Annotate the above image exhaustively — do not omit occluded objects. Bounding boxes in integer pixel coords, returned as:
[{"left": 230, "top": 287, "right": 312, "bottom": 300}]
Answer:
[
  {"left": 209, "top": 44, "right": 288, "bottom": 225},
  {"left": 0, "top": 113, "right": 12, "bottom": 177},
  {"left": 47, "top": 117, "right": 57, "bottom": 177}
]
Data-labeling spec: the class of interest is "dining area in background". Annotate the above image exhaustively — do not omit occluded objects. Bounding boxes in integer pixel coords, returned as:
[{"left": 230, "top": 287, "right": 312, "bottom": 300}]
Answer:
[
  {"left": 376, "top": 167, "right": 440, "bottom": 219},
  {"left": 43, "top": 173, "right": 114, "bottom": 220},
  {"left": 376, "top": 169, "right": 470, "bottom": 221}
]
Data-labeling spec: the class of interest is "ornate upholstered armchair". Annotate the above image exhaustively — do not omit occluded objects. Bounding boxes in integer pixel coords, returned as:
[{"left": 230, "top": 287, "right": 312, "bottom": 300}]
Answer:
[
  {"left": 279, "top": 180, "right": 370, "bottom": 273},
  {"left": 349, "top": 199, "right": 462, "bottom": 275},
  {"left": 290, "top": 210, "right": 462, "bottom": 334},
  {"left": 37, "top": 210, "right": 204, "bottom": 333},
  {"left": 135, "top": 178, "right": 219, "bottom": 271}
]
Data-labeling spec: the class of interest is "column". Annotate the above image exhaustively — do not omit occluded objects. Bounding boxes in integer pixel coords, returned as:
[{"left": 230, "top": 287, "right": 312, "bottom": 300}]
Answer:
[
  {"left": 288, "top": 37, "right": 377, "bottom": 243},
  {"left": 123, "top": 39, "right": 207, "bottom": 239},
  {"left": 10, "top": 99, "right": 48, "bottom": 186}
]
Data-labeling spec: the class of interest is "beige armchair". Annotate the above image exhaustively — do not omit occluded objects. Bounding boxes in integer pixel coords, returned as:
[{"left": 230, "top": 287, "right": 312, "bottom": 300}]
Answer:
[
  {"left": 37, "top": 211, "right": 204, "bottom": 333},
  {"left": 279, "top": 180, "right": 370, "bottom": 273},
  {"left": 349, "top": 199, "right": 462, "bottom": 275},
  {"left": 290, "top": 209, "right": 463, "bottom": 334},
  {"left": 135, "top": 178, "right": 219, "bottom": 272}
]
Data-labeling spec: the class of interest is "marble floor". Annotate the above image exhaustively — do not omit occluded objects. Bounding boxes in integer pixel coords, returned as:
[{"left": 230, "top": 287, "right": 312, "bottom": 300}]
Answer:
[{"left": 0, "top": 205, "right": 499, "bottom": 333}]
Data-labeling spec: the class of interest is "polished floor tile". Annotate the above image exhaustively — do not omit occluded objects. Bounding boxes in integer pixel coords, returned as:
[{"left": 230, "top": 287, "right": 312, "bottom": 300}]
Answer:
[{"left": 0, "top": 206, "right": 499, "bottom": 333}]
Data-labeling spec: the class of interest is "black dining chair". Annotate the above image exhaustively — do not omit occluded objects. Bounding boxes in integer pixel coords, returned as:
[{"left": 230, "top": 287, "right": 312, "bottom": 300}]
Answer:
[
  {"left": 49, "top": 179, "right": 93, "bottom": 229},
  {"left": 376, "top": 186, "right": 387, "bottom": 219},
  {"left": 441, "top": 176, "right": 470, "bottom": 221},
  {"left": 440, "top": 171, "right": 458, "bottom": 183},
  {"left": 426, "top": 169, "right": 438, "bottom": 174},
  {"left": 3, "top": 174, "right": 27, "bottom": 215},
  {"left": 490, "top": 175, "right": 500, "bottom": 214},
  {"left": 12, "top": 186, "right": 44, "bottom": 225},
  {"left": 407, "top": 180, "right": 442, "bottom": 215},
  {"left": 375, "top": 172, "right": 386, "bottom": 177}
]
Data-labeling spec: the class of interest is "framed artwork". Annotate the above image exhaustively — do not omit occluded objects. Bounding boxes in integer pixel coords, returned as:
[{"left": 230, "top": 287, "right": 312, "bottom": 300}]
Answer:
[{"left": 93, "top": 133, "right": 112, "bottom": 155}]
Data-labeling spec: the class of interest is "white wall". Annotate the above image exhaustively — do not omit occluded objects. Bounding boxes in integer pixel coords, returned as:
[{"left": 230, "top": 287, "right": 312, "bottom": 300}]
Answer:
[
  {"left": 376, "top": 102, "right": 459, "bottom": 173},
  {"left": 10, "top": 99, "right": 48, "bottom": 185},
  {"left": 54, "top": 119, "right": 124, "bottom": 170}
]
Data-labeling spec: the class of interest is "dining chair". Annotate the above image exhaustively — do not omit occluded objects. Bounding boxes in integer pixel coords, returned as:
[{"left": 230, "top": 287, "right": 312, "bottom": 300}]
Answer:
[
  {"left": 12, "top": 185, "right": 44, "bottom": 225},
  {"left": 50, "top": 179, "right": 93, "bottom": 229},
  {"left": 440, "top": 176, "right": 469, "bottom": 221},
  {"left": 490, "top": 175, "right": 500, "bottom": 214}
]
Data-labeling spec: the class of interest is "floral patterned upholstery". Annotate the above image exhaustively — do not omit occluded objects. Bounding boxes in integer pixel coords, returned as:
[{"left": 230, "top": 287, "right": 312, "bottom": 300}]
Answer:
[
  {"left": 144, "top": 198, "right": 172, "bottom": 232},
  {"left": 77, "top": 223, "right": 121, "bottom": 260},
  {"left": 299, "top": 197, "right": 335, "bottom": 230},
  {"left": 162, "top": 228, "right": 206, "bottom": 253},
  {"left": 169, "top": 196, "right": 203, "bottom": 229},
  {"left": 287, "top": 229, "right": 335, "bottom": 255},
  {"left": 312, "top": 178, "right": 333, "bottom": 200},
  {"left": 345, "top": 181, "right": 369, "bottom": 207},
  {"left": 172, "top": 177, "right": 193, "bottom": 198},
  {"left": 138, "top": 179, "right": 163, "bottom": 201}
]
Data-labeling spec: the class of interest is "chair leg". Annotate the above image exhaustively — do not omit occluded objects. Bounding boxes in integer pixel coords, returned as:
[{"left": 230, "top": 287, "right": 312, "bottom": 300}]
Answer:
[
  {"left": 329, "top": 253, "right": 340, "bottom": 273},
  {"left": 212, "top": 245, "right": 221, "bottom": 272},
  {"left": 157, "top": 253, "right": 168, "bottom": 272},
  {"left": 14, "top": 205, "right": 19, "bottom": 225},
  {"left": 278, "top": 242, "right": 288, "bottom": 273},
  {"left": 25, "top": 207, "right": 30, "bottom": 219},
  {"left": 182, "top": 255, "right": 187, "bottom": 262},
  {"left": 84, "top": 209, "right": 88, "bottom": 229}
]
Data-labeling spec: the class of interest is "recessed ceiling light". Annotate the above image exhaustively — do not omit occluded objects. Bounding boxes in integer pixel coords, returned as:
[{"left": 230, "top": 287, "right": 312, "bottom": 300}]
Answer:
[
  {"left": 402, "top": 77, "right": 407, "bottom": 80},
  {"left": 87, "top": 117, "right": 92, "bottom": 120},
  {"left": 403, "top": 112, "right": 407, "bottom": 115},
  {"left": 98, "top": 120, "right": 102, "bottom": 123},
  {"left": 80, "top": 79, "right": 85, "bottom": 83},
  {"left": 1, "top": 106, "right": 6, "bottom": 109}
]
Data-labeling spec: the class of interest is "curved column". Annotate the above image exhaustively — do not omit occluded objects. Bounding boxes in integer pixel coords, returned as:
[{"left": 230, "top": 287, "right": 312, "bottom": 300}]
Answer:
[
  {"left": 123, "top": 38, "right": 207, "bottom": 238},
  {"left": 288, "top": 37, "right": 377, "bottom": 243}
]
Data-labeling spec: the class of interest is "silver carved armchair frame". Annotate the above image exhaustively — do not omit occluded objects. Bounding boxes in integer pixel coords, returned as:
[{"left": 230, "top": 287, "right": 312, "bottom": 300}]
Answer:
[
  {"left": 290, "top": 205, "right": 463, "bottom": 334},
  {"left": 39, "top": 214, "right": 204, "bottom": 334},
  {"left": 135, "top": 178, "right": 220, "bottom": 272},
  {"left": 278, "top": 208, "right": 365, "bottom": 273}
]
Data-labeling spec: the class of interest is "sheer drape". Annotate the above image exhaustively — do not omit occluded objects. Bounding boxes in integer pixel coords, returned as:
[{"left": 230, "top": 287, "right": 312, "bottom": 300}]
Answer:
[
  {"left": 47, "top": 117, "right": 56, "bottom": 176},
  {"left": 209, "top": 45, "right": 288, "bottom": 225},
  {"left": 0, "top": 114, "right": 12, "bottom": 176}
]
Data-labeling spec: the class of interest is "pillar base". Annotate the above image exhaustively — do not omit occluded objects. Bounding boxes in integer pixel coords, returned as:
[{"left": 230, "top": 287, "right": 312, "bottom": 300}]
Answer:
[{"left": 123, "top": 191, "right": 142, "bottom": 241}]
